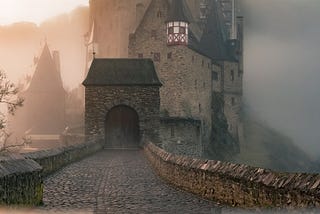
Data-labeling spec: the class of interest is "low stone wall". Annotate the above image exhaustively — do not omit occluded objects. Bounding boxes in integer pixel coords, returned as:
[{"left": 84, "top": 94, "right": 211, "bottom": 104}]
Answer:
[
  {"left": 23, "top": 140, "right": 103, "bottom": 177},
  {"left": 60, "top": 133, "right": 85, "bottom": 147},
  {"left": 0, "top": 140, "right": 102, "bottom": 205},
  {"left": 145, "top": 142, "right": 320, "bottom": 208},
  {"left": 0, "top": 153, "right": 42, "bottom": 205}
]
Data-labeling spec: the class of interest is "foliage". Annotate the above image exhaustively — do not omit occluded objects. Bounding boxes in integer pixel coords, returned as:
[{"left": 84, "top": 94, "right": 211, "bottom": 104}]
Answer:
[{"left": 0, "top": 69, "right": 25, "bottom": 151}]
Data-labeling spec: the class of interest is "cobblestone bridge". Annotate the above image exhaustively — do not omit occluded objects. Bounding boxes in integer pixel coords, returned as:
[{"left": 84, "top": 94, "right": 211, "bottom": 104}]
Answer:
[{"left": 39, "top": 150, "right": 227, "bottom": 214}]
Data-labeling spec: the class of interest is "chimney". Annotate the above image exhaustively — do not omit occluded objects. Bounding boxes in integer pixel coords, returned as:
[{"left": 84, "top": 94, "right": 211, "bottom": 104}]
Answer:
[{"left": 52, "top": 51, "right": 61, "bottom": 74}]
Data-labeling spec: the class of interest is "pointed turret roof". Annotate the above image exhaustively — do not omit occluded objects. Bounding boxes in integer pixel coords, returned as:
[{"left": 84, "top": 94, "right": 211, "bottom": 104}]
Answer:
[
  {"left": 166, "top": 0, "right": 189, "bottom": 23},
  {"left": 27, "top": 43, "right": 65, "bottom": 93},
  {"left": 197, "top": 2, "right": 229, "bottom": 60}
]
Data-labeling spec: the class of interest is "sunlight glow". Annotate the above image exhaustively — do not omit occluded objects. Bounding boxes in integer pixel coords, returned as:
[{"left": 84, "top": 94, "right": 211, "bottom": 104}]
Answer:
[{"left": 0, "top": 0, "right": 89, "bottom": 25}]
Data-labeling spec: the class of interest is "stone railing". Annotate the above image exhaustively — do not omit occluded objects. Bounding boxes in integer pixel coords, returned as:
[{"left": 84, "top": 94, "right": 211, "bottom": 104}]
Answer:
[
  {"left": 23, "top": 140, "right": 103, "bottom": 177},
  {"left": 145, "top": 142, "right": 320, "bottom": 208},
  {"left": 60, "top": 133, "right": 85, "bottom": 147},
  {"left": 0, "top": 153, "right": 42, "bottom": 205},
  {"left": 0, "top": 138, "right": 103, "bottom": 205}
]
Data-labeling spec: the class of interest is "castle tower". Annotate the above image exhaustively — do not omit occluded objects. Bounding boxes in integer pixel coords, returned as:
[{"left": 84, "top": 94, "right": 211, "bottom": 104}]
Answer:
[
  {"left": 10, "top": 43, "right": 66, "bottom": 141},
  {"left": 166, "top": 0, "right": 189, "bottom": 46}
]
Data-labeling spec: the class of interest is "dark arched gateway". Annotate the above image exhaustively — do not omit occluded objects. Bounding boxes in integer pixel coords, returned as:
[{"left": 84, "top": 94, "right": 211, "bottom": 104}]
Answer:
[{"left": 105, "top": 105, "right": 140, "bottom": 148}]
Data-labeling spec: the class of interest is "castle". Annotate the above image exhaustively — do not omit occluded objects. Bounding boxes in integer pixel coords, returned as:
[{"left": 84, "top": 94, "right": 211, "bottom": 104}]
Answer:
[{"left": 85, "top": 0, "right": 244, "bottom": 158}]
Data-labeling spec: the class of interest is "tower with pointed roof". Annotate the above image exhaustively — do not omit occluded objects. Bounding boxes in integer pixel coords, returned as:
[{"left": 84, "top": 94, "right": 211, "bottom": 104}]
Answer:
[
  {"left": 9, "top": 43, "right": 66, "bottom": 142},
  {"left": 166, "top": 0, "right": 189, "bottom": 46}
]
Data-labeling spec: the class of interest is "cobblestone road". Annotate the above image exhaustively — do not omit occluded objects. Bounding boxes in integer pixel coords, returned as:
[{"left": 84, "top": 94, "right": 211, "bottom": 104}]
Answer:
[{"left": 39, "top": 150, "right": 224, "bottom": 214}]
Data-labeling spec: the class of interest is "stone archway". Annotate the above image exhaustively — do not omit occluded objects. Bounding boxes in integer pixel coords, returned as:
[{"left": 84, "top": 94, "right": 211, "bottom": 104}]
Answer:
[{"left": 105, "top": 105, "right": 140, "bottom": 148}]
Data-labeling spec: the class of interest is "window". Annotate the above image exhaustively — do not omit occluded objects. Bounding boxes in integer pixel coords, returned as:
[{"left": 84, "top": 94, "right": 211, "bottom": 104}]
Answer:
[
  {"left": 167, "top": 52, "right": 172, "bottom": 59},
  {"left": 208, "top": 63, "right": 210, "bottom": 69},
  {"left": 151, "top": 30, "right": 157, "bottom": 39},
  {"left": 192, "top": 55, "right": 195, "bottom": 63},
  {"left": 168, "top": 27, "right": 174, "bottom": 34},
  {"left": 203, "top": 82, "right": 206, "bottom": 88},
  {"left": 153, "top": 52, "right": 160, "bottom": 62},
  {"left": 199, "top": 104, "right": 202, "bottom": 113},
  {"left": 212, "top": 71, "right": 218, "bottom": 81},
  {"left": 157, "top": 10, "right": 162, "bottom": 18},
  {"left": 138, "top": 53, "right": 143, "bottom": 58},
  {"left": 231, "top": 70, "right": 235, "bottom": 81},
  {"left": 231, "top": 97, "right": 235, "bottom": 106},
  {"left": 238, "top": 70, "right": 243, "bottom": 77},
  {"left": 171, "top": 126, "right": 174, "bottom": 137},
  {"left": 179, "top": 27, "right": 186, "bottom": 34}
]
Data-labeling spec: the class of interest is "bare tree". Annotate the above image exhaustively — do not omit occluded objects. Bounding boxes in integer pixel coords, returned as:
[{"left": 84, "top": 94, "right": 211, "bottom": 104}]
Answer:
[{"left": 0, "top": 69, "right": 25, "bottom": 152}]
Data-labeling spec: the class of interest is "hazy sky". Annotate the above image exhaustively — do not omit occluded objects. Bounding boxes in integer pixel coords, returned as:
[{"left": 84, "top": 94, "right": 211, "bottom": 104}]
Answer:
[
  {"left": 0, "top": 0, "right": 88, "bottom": 25},
  {"left": 241, "top": 0, "right": 320, "bottom": 158}
]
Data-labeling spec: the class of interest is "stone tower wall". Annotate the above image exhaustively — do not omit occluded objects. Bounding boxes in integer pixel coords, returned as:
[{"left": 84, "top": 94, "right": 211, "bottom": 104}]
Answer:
[{"left": 129, "top": 0, "right": 213, "bottom": 153}]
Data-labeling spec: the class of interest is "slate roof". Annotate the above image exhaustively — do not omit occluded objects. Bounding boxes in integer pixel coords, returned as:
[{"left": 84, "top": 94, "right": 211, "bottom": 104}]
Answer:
[
  {"left": 83, "top": 58, "right": 162, "bottom": 86},
  {"left": 195, "top": 1, "right": 230, "bottom": 61},
  {"left": 27, "top": 43, "right": 65, "bottom": 93},
  {"left": 166, "top": 0, "right": 189, "bottom": 23}
]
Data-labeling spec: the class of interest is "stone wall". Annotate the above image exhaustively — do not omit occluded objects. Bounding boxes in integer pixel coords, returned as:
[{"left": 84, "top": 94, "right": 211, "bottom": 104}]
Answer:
[
  {"left": 23, "top": 140, "right": 103, "bottom": 177},
  {"left": 85, "top": 86, "right": 161, "bottom": 146},
  {"left": 160, "top": 117, "right": 202, "bottom": 157},
  {"left": 129, "top": 0, "right": 213, "bottom": 148},
  {"left": 0, "top": 153, "right": 42, "bottom": 205},
  {"left": 223, "top": 61, "right": 243, "bottom": 141},
  {"left": 145, "top": 143, "right": 320, "bottom": 208}
]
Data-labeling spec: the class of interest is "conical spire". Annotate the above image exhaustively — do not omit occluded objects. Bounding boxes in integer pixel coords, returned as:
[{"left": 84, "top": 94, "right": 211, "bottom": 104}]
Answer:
[
  {"left": 166, "top": 0, "right": 189, "bottom": 23},
  {"left": 28, "top": 42, "right": 64, "bottom": 92},
  {"left": 198, "top": 2, "right": 228, "bottom": 60}
]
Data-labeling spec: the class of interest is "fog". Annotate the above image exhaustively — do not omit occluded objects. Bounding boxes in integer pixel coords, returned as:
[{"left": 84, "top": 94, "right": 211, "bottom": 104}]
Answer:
[
  {"left": 240, "top": 0, "right": 320, "bottom": 158},
  {"left": 0, "top": 6, "right": 89, "bottom": 89},
  {"left": 0, "top": 1, "right": 319, "bottom": 158}
]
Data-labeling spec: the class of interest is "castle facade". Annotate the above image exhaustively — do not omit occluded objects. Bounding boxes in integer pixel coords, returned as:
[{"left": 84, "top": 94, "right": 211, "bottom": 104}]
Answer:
[{"left": 87, "top": 0, "right": 243, "bottom": 158}]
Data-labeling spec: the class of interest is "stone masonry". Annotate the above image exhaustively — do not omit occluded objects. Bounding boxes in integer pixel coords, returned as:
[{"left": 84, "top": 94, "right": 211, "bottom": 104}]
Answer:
[{"left": 84, "top": 86, "right": 161, "bottom": 145}]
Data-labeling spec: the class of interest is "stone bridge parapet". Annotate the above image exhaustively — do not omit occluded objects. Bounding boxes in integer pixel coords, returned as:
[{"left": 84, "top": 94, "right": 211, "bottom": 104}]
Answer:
[{"left": 144, "top": 142, "right": 320, "bottom": 208}]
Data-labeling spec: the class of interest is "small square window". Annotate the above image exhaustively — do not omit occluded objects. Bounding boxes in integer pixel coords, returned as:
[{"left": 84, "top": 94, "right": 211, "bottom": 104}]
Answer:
[
  {"left": 231, "top": 70, "right": 235, "bottom": 81},
  {"left": 171, "top": 126, "right": 174, "bottom": 137},
  {"left": 212, "top": 71, "right": 218, "bottom": 81},
  {"left": 153, "top": 52, "right": 160, "bottom": 62},
  {"left": 167, "top": 52, "right": 172, "bottom": 59},
  {"left": 179, "top": 27, "right": 185, "bottom": 34}
]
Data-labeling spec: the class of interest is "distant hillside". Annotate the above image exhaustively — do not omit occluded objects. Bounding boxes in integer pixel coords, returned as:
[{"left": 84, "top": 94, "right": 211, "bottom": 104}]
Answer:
[{"left": 232, "top": 114, "right": 317, "bottom": 173}]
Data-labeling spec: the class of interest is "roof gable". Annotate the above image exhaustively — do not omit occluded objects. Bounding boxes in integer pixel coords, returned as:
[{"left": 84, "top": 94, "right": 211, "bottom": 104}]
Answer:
[
  {"left": 27, "top": 43, "right": 65, "bottom": 93},
  {"left": 83, "top": 58, "right": 162, "bottom": 86}
]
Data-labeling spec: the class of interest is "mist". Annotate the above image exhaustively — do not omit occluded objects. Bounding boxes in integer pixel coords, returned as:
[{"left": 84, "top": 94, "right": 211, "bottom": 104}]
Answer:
[
  {"left": 241, "top": 0, "right": 320, "bottom": 158},
  {"left": 0, "top": 6, "right": 89, "bottom": 89}
]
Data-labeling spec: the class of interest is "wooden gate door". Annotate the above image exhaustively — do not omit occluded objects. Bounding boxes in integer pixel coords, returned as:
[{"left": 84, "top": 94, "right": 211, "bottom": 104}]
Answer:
[{"left": 105, "top": 106, "right": 139, "bottom": 148}]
